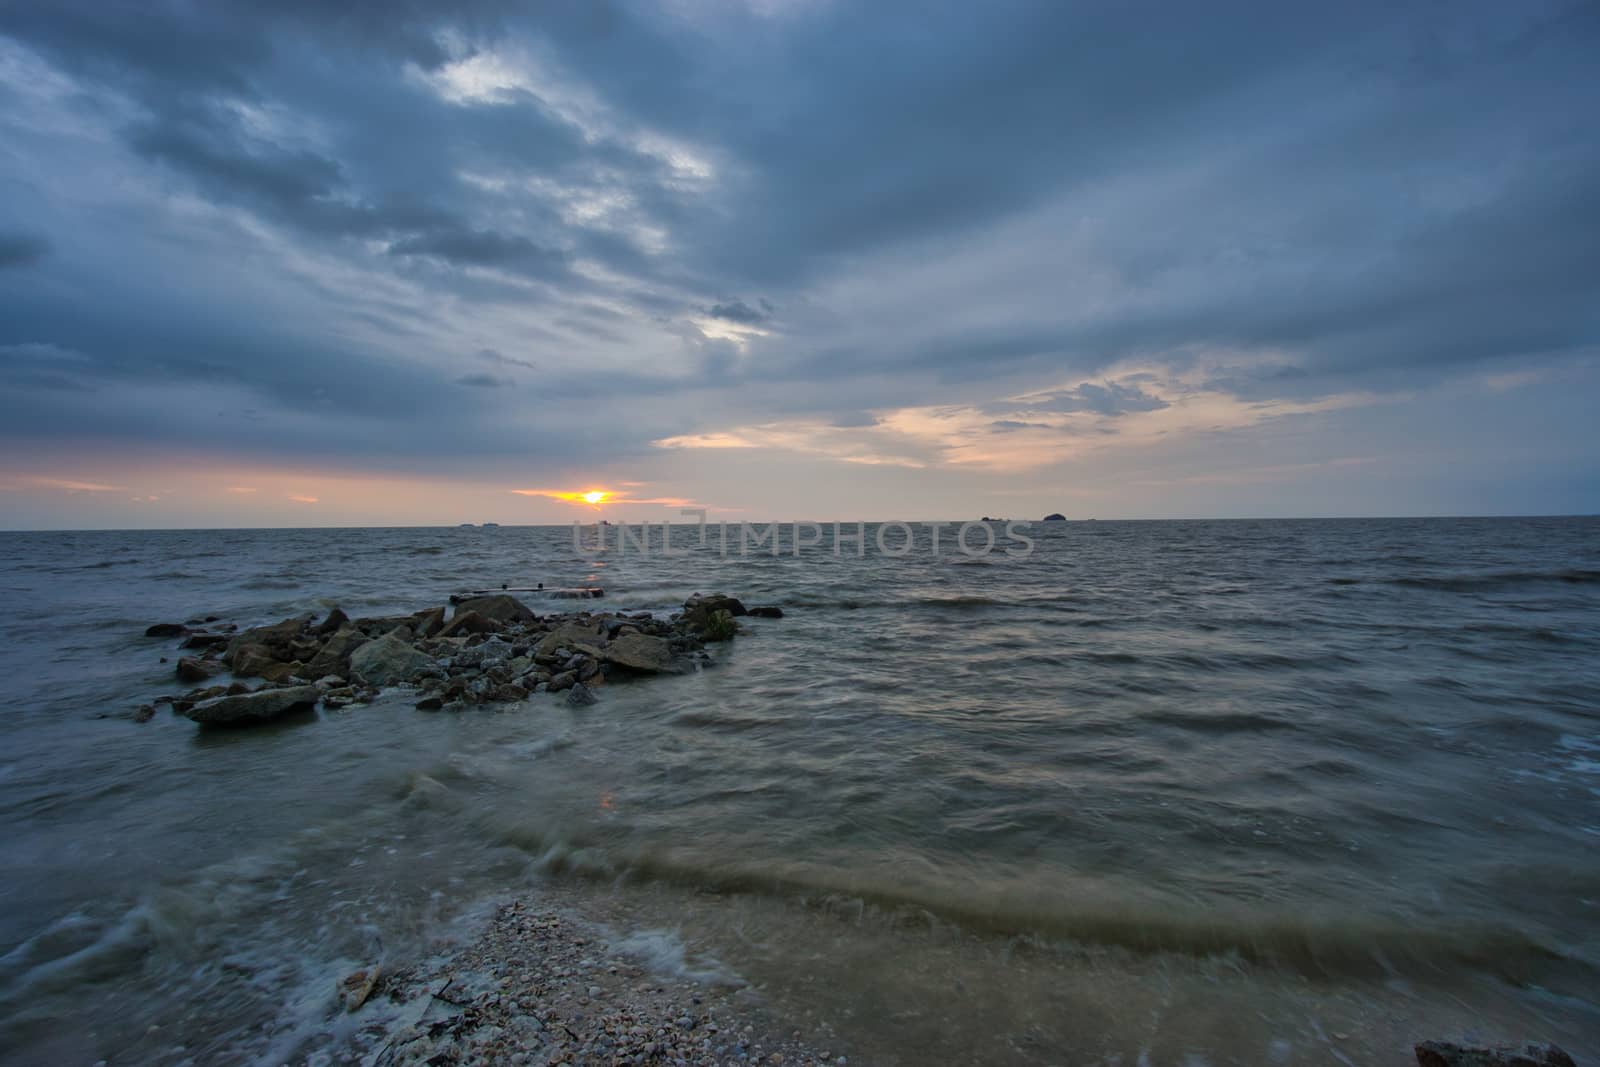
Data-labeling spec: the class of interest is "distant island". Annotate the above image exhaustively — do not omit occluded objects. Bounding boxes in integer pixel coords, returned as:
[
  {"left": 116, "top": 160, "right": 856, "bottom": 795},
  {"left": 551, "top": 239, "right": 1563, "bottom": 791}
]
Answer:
[{"left": 1043, "top": 512, "right": 1066, "bottom": 521}]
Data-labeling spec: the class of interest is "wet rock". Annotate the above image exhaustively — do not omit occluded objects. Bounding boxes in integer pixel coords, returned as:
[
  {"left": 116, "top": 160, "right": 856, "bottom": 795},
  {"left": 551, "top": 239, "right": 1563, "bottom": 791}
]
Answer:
[
  {"left": 410, "top": 605, "right": 447, "bottom": 639},
  {"left": 314, "top": 607, "right": 350, "bottom": 636},
  {"left": 746, "top": 605, "right": 784, "bottom": 618},
  {"left": 349, "top": 633, "right": 434, "bottom": 686},
  {"left": 180, "top": 632, "right": 229, "bottom": 650},
  {"left": 1415, "top": 1042, "right": 1576, "bottom": 1067},
  {"left": 682, "top": 593, "right": 747, "bottom": 628},
  {"left": 566, "top": 682, "right": 597, "bottom": 706},
  {"left": 702, "top": 609, "right": 737, "bottom": 642},
  {"left": 339, "top": 965, "right": 381, "bottom": 1012},
  {"left": 229, "top": 644, "right": 282, "bottom": 679},
  {"left": 438, "top": 609, "right": 496, "bottom": 639},
  {"left": 415, "top": 696, "right": 444, "bottom": 711},
  {"left": 185, "top": 685, "right": 321, "bottom": 725},
  {"left": 548, "top": 670, "right": 577, "bottom": 692},
  {"left": 144, "top": 623, "right": 187, "bottom": 638},
  {"left": 223, "top": 614, "right": 313, "bottom": 664},
  {"left": 303, "top": 626, "right": 368, "bottom": 678},
  {"left": 175, "top": 656, "right": 221, "bottom": 684},
  {"left": 536, "top": 621, "right": 603, "bottom": 658},
  {"left": 453, "top": 594, "right": 537, "bottom": 626},
  {"left": 602, "top": 632, "right": 678, "bottom": 673},
  {"left": 133, "top": 703, "right": 156, "bottom": 723},
  {"left": 314, "top": 675, "right": 347, "bottom": 689},
  {"left": 485, "top": 683, "right": 528, "bottom": 703}
]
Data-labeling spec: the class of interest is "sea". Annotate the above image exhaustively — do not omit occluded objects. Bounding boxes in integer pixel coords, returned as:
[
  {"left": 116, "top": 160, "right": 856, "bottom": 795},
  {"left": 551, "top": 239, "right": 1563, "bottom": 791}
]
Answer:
[{"left": 0, "top": 518, "right": 1597, "bottom": 1065}]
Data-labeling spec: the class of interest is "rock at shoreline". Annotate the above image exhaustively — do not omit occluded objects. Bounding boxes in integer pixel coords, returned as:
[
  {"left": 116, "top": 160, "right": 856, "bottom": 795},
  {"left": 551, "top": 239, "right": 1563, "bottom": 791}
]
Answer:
[
  {"left": 180, "top": 632, "right": 228, "bottom": 650},
  {"left": 411, "top": 605, "right": 446, "bottom": 638},
  {"left": 1415, "top": 1042, "right": 1576, "bottom": 1067},
  {"left": 437, "top": 610, "right": 495, "bottom": 639},
  {"left": 453, "top": 594, "right": 537, "bottom": 626},
  {"left": 314, "top": 607, "right": 350, "bottom": 636},
  {"left": 349, "top": 633, "right": 434, "bottom": 686},
  {"left": 566, "top": 681, "right": 597, "bottom": 706},
  {"left": 185, "top": 685, "right": 321, "bottom": 724},
  {"left": 682, "top": 593, "right": 747, "bottom": 628},
  {"left": 175, "top": 656, "right": 221, "bottom": 684},
  {"left": 601, "top": 632, "right": 678, "bottom": 673},
  {"left": 144, "top": 623, "right": 187, "bottom": 638},
  {"left": 303, "top": 626, "right": 368, "bottom": 678},
  {"left": 747, "top": 605, "right": 784, "bottom": 618},
  {"left": 536, "top": 621, "right": 603, "bottom": 659},
  {"left": 223, "top": 614, "right": 313, "bottom": 666}
]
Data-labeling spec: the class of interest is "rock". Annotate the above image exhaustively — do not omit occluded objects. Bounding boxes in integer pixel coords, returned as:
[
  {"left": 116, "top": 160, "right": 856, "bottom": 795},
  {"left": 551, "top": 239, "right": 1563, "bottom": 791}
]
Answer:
[
  {"left": 133, "top": 703, "right": 156, "bottom": 723},
  {"left": 702, "top": 608, "right": 738, "bottom": 642},
  {"left": 303, "top": 626, "right": 369, "bottom": 678},
  {"left": 1043, "top": 512, "right": 1066, "bottom": 521},
  {"left": 348, "top": 633, "right": 434, "bottom": 686},
  {"left": 1415, "top": 1042, "right": 1576, "bottom": 1067},
  {"left": 415, "top": 696, "right": 444, "bottom": 711},
  {"left": 566, "top": 682, "right": 597, "bottom": 706},
  {"left": 438, "top": 609, "right": 497, "bottom": 638},
  {"left": 548, "top": 670, "right": 576, "bottom": 692},
  {"left": 339, "top": 965, "right": 381, "bottom": 1012},
  {"left": 185, "top": 685, "right": 321, "bottom": 725},
  {"left": 229, "top": 643, "right": 282, "bottom": 679},
  {"left": 180, "top": 632, "right": 229, "bottom": 650},
  {"left": 314, "top": 675, "right": 347, "bottom": 689},
  {"left": 746, "top": 606, "right": 784, "bottom": 618},
  {"left": 223, "top": 614, "right": 313, "bottom": 664},
  {"left": 144, "top": 623, "right": 187, "bottom": 638},
  {"left": 410, "top": 605, "right": 446, "bottom": 639},
  {"left": 485, "top": 683, "right": 529, "bottom": 702},
  {"left": 535, "top": 621, "right": 603, "bottom": 658},
  {"left": 174, "top": 656, "right": 221, "bottom": 683},
  {"left": 602, "top": 632, "right": 679, "bottom": 673},
  {"left": 314, "top": 607, "right": 350, "bottom": 636},
  {"left": 682, "top": 593, "right": 746, "bottom": 628},
  {"left": 453, "top": 594, "right": 537, "bottom": 626}
]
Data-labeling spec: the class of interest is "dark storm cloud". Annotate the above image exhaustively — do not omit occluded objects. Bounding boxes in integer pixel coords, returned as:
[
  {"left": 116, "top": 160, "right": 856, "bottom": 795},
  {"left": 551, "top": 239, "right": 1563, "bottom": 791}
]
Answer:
[{"left": 0, "top": 0, "right": 1596, "bottom": 486}]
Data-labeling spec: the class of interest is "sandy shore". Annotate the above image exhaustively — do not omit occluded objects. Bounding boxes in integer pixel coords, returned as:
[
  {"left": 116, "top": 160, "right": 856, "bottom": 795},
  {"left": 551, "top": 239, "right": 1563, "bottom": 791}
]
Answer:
[{"left": 334, "top": 897, "right": 852, "bottom": 1067}]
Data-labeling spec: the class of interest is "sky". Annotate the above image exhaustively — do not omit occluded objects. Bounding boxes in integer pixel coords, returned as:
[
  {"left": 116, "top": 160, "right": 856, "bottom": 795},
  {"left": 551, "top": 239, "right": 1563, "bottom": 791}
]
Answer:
[{"left": 0, "top": 0, "right": 1597, "bottom": 529}]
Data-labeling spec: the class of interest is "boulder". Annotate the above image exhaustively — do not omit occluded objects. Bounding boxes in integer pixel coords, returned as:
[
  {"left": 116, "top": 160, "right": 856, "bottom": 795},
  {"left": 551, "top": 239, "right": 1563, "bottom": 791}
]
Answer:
[
  {"left": 602, "top": 632, "right": 678, "bottom": 673},
  {"left": 144, "top": 623, "right": 188, "bottom": 638},
  {"left": 348, "top": 633, "right": 434, "bottom": 686},
  {"left": 314, "top": 607, "right": 350, "bottom": 636},
  {"left": 452, "top": 594, "right": 536, "bottom": 626},
  {"left": 181, "top": 632, "right": 229, "bottom": 650},
  {"left": 547, "top": 670, "right": 576, "bottom": 692},
  {"left": 535, "top": 621, "right": 603, "bottom": 658},
  {"left": 438, "top": 610, "right": 496, "bottom": 639},
  {"left": 185, "top": 685, "right": 321, "bottom": 725},
  {"left": 746, "top": 605, "right": 784, "bottom": 619},
  {"left": 303, "top": 627, "right": 369, "bottom": 678},
  {"left": 411, "top": 606, "right": 447, "bottom": 639},
  {"left": 224, "top": 614, "right": 313, "bottom": 665},
  {"left": 175, "top": 656, "right": 221, "bottom": 684},
  {"left": 1415, "top": 1043, "right": 1575, "bottom": 1067},
  {"left": 566, "top": 682, "right": 597, "bottom": 706},
  {"left": 682, "top": 593, "right": 746, "bottom": 628},
  {"left": 230, "top": 644, "right": 283, "bottom": 679},
  {"left": 485, "top": 683, "right": 528, "bottom": 702}
]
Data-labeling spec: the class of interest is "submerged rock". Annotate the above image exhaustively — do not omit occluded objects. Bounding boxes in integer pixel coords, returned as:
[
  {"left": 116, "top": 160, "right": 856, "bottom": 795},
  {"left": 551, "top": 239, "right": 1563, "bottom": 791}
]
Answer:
[
  {"left": 185, "top": 685, "right": 321, "bottom": 725},
  {"left": 1415, "top": 1043, "right": 1576, "bottom": 1067},
  {"left": 349, "top": 633, "right": 434, "bottom": 686},
  {"left": 746, "top": 605, "right": 784, "bottom": 618},
  {"left": 566, "top": 681, "right": 597, "bottom": 706},
  {"left": 144, "top": 623, "right": 187, "bottom": 638},
  {"left": 682, "top": 593, "right": 747, "bottom": 628}
]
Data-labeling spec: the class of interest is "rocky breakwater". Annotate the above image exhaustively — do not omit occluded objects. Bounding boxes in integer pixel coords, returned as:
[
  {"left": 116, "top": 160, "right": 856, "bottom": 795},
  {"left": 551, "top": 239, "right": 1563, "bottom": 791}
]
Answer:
[{"left": 139, "top": 592, "right": 778, "bottom": 726}]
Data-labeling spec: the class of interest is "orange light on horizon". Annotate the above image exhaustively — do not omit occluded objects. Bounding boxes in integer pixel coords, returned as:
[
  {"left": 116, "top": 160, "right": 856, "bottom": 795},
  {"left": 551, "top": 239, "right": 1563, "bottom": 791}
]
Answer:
[{"left": 582, "top": 490, "right": 608, "bottom": 505}]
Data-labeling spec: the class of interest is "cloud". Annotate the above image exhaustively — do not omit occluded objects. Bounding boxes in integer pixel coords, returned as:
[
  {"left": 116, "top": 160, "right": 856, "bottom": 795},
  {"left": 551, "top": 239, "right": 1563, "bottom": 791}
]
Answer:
[
  {"left": 287, "top": 494, "right": 318, "bottom": 503},
  {"left": 0, "top": 232, "right": 49, "bottom": 269},
  {"left": 0, "top": 0, "right": 1595, "bottom": 520}
]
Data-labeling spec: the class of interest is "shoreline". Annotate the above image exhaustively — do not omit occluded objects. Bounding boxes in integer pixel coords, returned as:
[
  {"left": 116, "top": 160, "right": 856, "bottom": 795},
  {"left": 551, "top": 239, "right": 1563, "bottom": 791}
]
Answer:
[{"left": 335, "top": 892, "right": 851, "bottom": 1067}]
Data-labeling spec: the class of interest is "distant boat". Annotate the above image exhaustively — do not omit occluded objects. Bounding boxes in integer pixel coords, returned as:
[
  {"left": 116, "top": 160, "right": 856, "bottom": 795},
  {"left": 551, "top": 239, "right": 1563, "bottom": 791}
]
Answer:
[
  {"left": 482, "top": 522, "right": 500, "bottom": 528},
  {"left": 1042, "top": 513, "right": 1067, "bottom": 521},
  {"left": 458, "top": 523, "right": 476, "bottom": 528}
]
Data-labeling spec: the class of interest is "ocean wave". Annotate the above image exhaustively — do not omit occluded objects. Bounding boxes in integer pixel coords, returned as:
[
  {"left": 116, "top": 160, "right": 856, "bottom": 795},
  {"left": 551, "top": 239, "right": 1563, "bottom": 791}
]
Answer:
[
  {"left": 501, "top": 827, "right": 1583, "bottom": 983},
  {"left": 1387, "top": 569, "right": 1600, "bottom": 592}
]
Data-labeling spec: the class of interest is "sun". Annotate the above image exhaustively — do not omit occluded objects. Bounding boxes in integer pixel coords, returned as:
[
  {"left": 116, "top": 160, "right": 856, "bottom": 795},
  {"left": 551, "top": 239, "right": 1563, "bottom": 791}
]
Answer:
[{"left": 582, "top": 490, "right": 608, "bottom": 505}]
